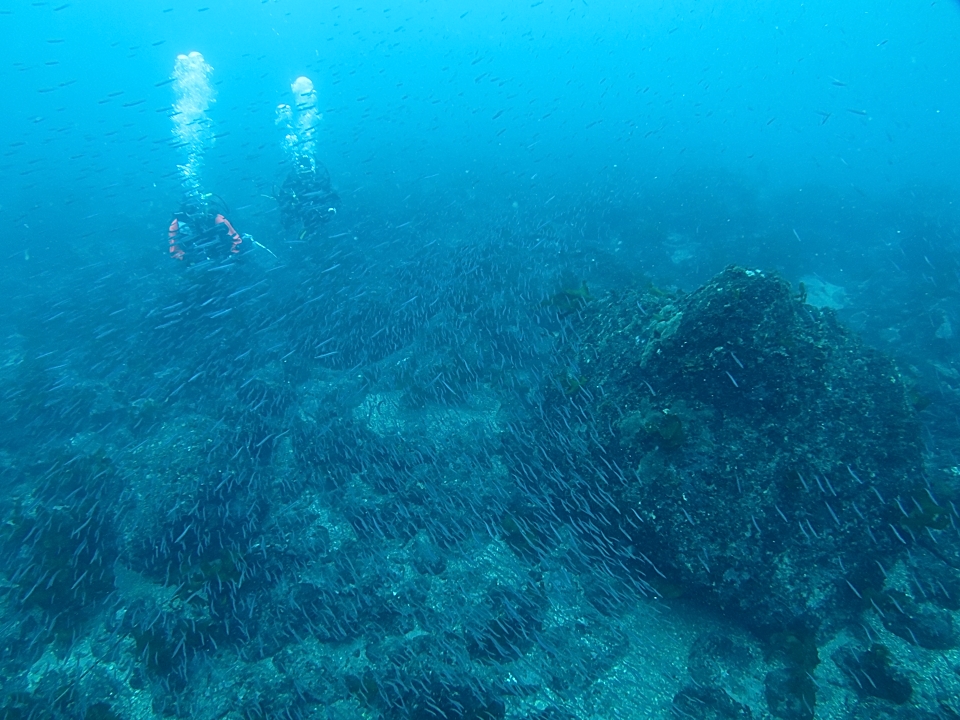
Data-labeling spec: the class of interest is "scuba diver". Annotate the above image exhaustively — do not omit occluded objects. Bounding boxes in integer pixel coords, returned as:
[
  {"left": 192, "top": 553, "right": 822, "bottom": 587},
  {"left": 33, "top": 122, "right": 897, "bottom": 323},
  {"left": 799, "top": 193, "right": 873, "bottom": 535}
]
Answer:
[
  {"left": 166, "top": 51, "right": 249, "bottom": 264},
  {"left": 275, "top": 76, "right": 340, "bottom": 242},
  {"left": 275, "top": 156, "right": 340, "bottom": 242},
  {"left": 167, "top": 197, "right": 243, "bottom": 263}
]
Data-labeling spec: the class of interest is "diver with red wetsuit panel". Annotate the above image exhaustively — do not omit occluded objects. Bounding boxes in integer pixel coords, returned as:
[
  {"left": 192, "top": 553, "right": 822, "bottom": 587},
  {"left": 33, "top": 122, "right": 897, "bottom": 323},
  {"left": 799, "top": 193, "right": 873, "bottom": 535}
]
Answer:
[
  {"left": 166, "top": 52, "right": 249, "bottom": 267},
  {"left": 167, "top": 198, "right": 244, "bottom": 264}
]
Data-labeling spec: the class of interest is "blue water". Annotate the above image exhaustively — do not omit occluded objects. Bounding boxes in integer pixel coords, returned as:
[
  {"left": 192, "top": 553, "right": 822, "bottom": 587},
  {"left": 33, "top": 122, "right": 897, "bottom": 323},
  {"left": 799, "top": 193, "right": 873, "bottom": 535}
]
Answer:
[{"left": 2, "top": 1, "right": 960, "bottom": 718}]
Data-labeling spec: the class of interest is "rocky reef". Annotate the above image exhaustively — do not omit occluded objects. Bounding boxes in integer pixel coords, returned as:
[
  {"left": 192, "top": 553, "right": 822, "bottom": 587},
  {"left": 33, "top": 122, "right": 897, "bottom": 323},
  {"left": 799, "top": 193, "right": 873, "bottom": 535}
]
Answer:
[
  {"left": 3, "top": 256, "right": 959, "bottom": 720},
  {"left": 573, "top": 266, "right": 960, "bottom": 718}
]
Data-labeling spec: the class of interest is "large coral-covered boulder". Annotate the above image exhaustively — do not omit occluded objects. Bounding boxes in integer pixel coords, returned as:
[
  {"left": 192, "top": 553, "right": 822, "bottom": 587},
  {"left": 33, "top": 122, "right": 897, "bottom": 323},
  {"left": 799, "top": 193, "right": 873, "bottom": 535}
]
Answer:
[{"left": 579, "top": 266, "right": 924, "bottom": 631}]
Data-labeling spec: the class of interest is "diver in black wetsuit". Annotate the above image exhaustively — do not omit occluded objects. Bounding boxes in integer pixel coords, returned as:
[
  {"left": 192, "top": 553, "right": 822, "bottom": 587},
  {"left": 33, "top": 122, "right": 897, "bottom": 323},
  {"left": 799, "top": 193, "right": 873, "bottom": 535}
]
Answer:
[
  {"left": 167, "top": 198, "right": 245, "bottom": 264},
  {"left": 275, "top": 157, "right": 340, "bottom": 242},
  {"left": 276, "top": 76, "right": 340, "bottom": 244},
  {"left": 166, "top": 52, "right": 249, "bottom": 266}
]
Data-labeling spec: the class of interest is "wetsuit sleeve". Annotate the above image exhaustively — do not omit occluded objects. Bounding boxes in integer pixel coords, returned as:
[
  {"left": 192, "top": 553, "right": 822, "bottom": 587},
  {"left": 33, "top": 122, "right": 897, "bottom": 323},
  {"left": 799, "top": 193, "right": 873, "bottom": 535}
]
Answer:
[
  {"left": 168, "top": 218, "right": 185, "bottom": 260},
  {"left": 215, "top": 214, "right": 243, "bottom": 254}
]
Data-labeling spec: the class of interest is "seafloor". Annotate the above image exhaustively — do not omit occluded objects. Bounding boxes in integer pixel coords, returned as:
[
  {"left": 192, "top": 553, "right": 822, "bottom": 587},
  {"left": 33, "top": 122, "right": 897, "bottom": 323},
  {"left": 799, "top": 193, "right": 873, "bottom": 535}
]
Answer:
[{"left": 1, "top": 209, "right": 959, "bottom": 720}]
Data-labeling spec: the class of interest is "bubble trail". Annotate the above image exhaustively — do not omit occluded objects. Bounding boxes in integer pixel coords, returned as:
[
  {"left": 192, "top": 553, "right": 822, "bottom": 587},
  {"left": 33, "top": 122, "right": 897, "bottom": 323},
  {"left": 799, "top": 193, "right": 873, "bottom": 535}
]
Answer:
[
  {"left": 171, "top": 51, "right": 215, "bottom": 203},
  {"left": 277, "top": 75, "right": 321, "bottom": 171}
]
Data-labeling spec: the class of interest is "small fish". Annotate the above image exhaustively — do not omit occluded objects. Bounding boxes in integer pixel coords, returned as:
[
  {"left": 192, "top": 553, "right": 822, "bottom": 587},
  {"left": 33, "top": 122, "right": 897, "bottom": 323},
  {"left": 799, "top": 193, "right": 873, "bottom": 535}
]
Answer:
[{"left": 251, "top": 238, "right": 277, "bottom": 259}]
